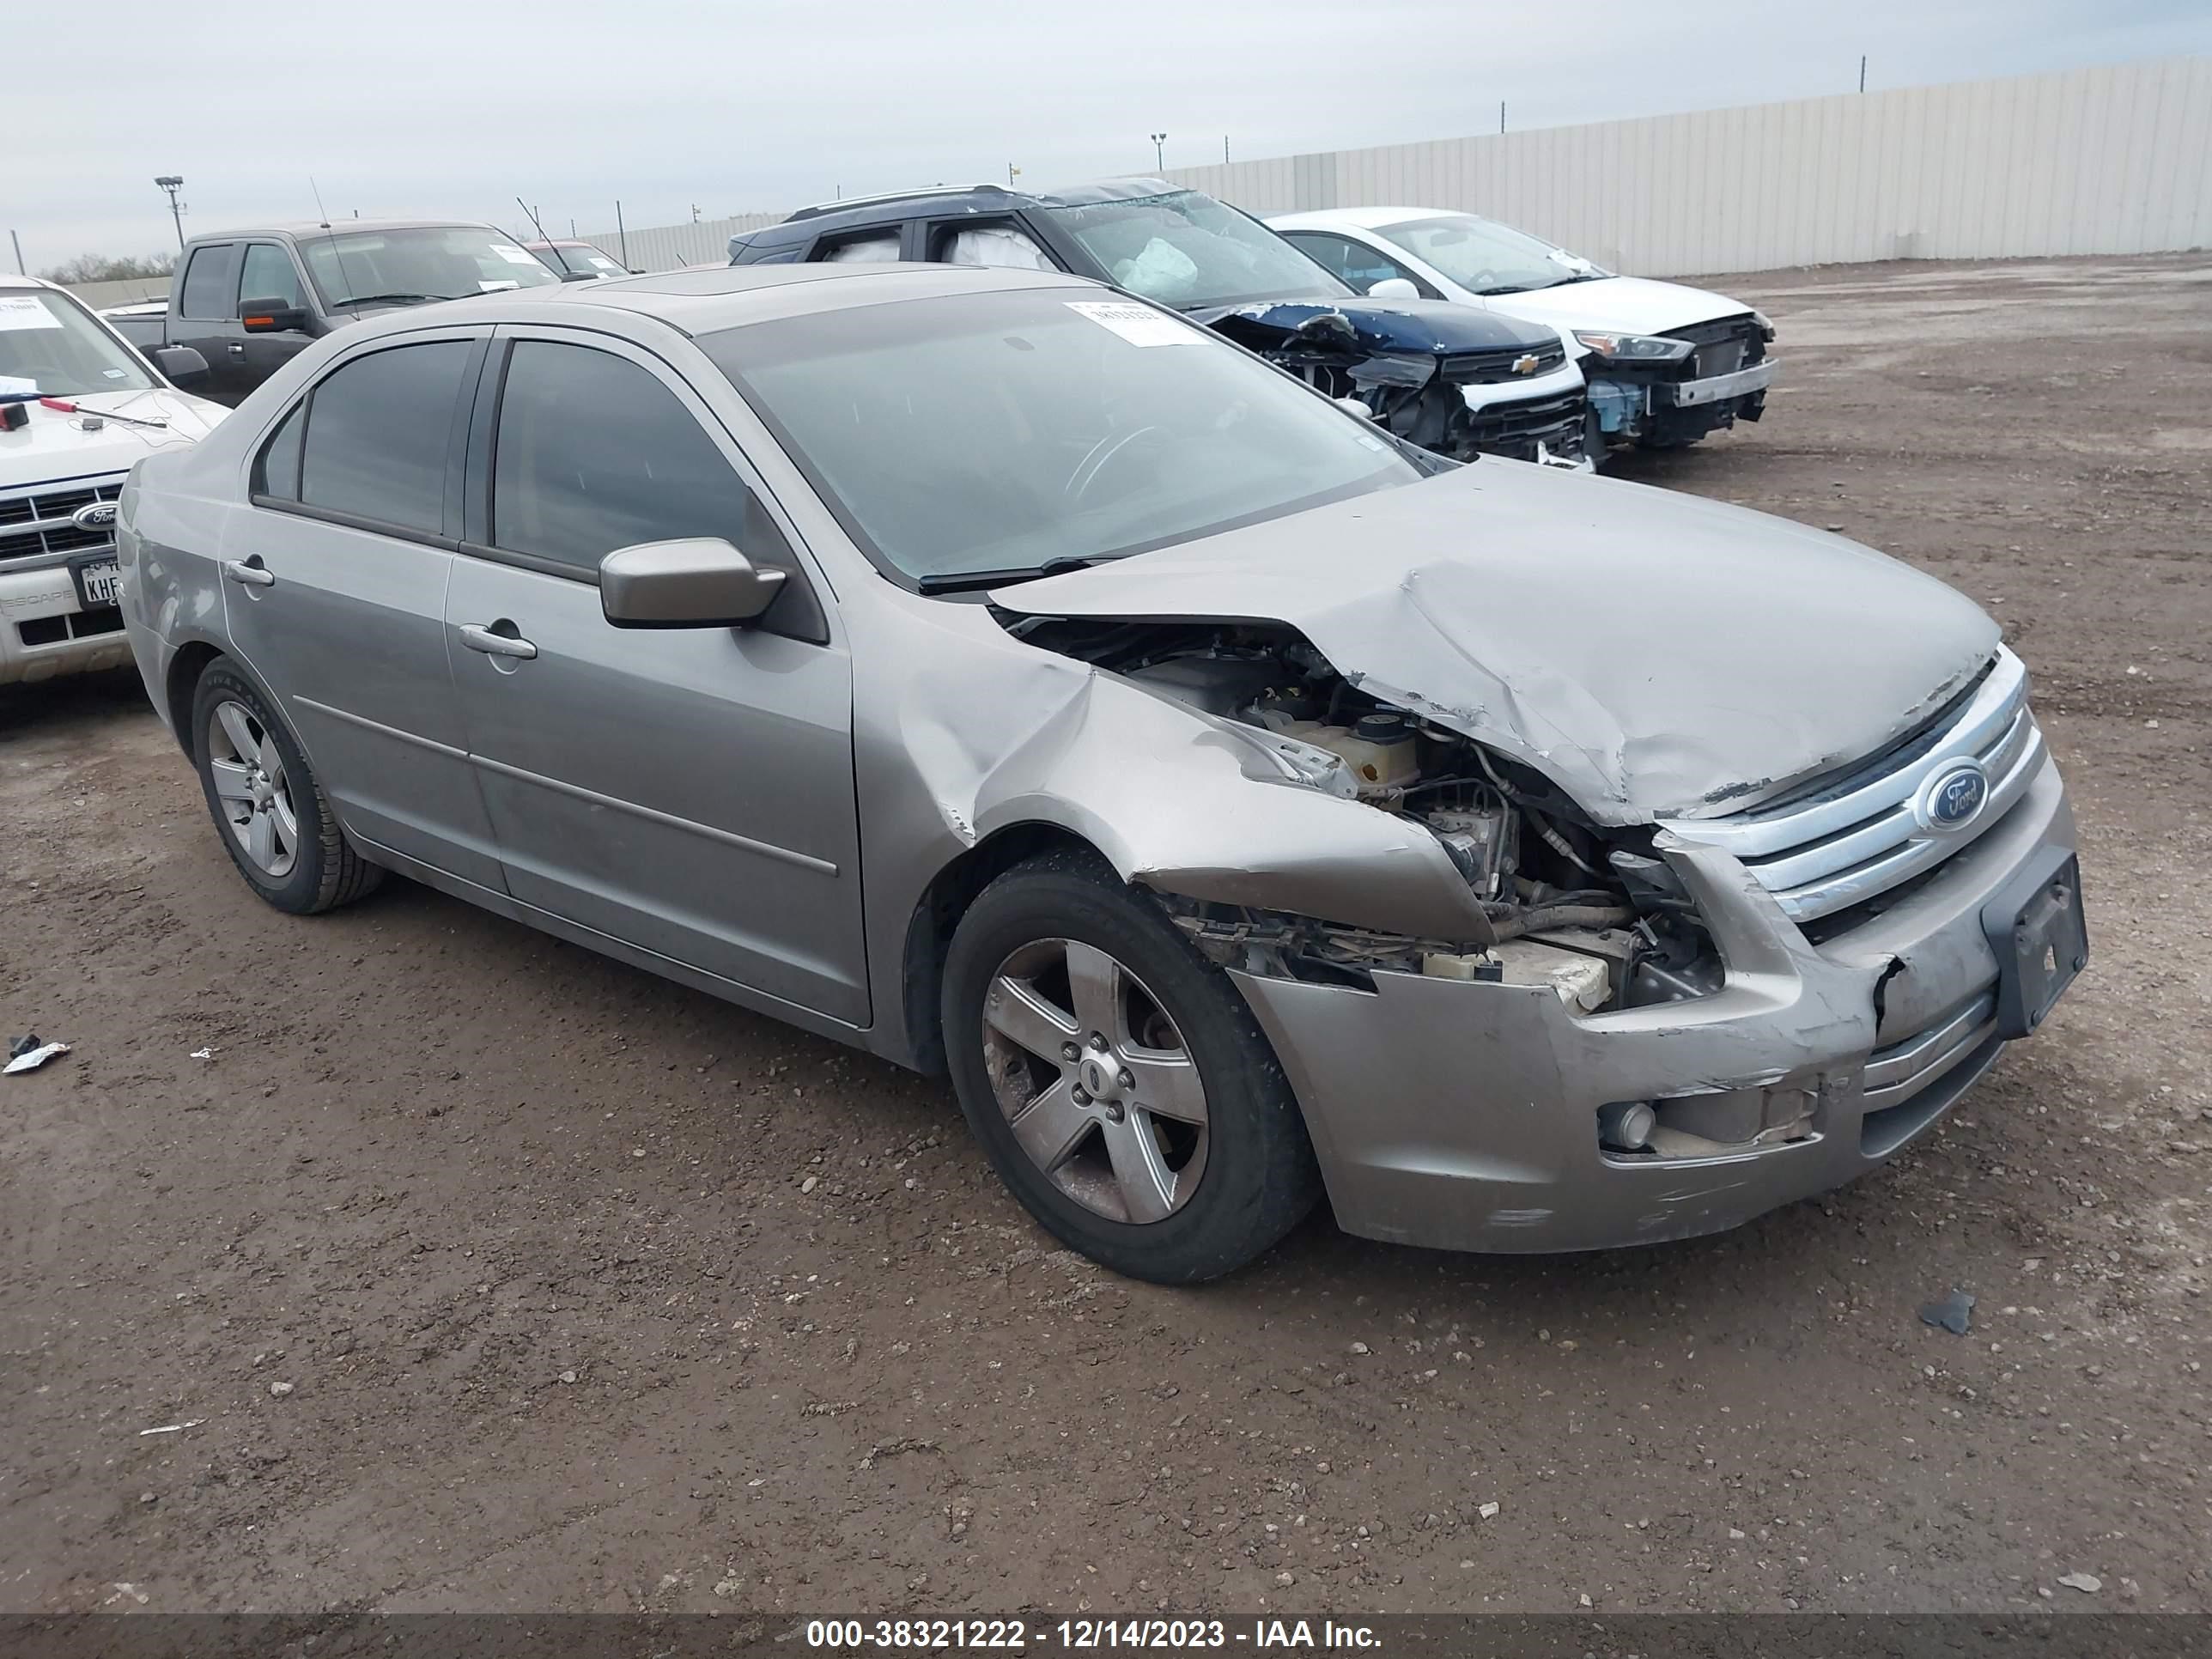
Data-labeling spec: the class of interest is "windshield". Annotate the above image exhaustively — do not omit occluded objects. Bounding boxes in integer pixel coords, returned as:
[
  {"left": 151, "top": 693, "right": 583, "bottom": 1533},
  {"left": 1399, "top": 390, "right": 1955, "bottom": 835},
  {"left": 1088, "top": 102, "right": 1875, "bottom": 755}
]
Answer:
[
  {"left": 1374, "top": 214, "right": 1609, "bottom": 295},
  {"left": 702, "top": 287, "right": 1417, "bottom": 586},
  {"left": 555, "top": 246, "right": 622, "bottom": 276},
  {"left": 1038, "top": 189, "right": 1352, "bottom": 310},
  {"left": 298, "top": 228, "right": 561, "bottom": 307},
  {"left": 0, "top": 288, "right": 159, "bottom": 398}
]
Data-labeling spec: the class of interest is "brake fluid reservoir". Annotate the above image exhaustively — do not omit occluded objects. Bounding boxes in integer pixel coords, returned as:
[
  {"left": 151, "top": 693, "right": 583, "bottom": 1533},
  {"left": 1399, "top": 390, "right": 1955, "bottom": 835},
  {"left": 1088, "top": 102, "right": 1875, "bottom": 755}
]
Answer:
[{"left": 1326, "top": 713, "right": 1419, "bottom": 791}]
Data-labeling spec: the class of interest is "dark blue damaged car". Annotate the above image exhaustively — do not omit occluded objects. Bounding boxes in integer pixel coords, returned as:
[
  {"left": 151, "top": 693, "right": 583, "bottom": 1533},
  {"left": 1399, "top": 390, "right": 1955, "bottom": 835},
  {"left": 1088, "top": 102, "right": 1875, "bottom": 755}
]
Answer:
[{"left": 729, "top": 179, "right": 1592, "bottom": 466}]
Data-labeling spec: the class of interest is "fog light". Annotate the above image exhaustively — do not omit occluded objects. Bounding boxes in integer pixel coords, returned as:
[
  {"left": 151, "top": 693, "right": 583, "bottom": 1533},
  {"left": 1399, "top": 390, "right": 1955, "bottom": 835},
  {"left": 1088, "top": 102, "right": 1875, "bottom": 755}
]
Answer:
[{"left": 1597, "top": 1100, "right": 1656, "bottom": 1152}]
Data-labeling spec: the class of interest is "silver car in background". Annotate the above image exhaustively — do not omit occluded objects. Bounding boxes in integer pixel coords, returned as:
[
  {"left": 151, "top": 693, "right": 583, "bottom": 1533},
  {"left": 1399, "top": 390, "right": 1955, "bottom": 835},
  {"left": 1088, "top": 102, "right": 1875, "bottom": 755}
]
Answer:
[{"left": 116, "top": 263, "right": 2085, "bottom": 1282}]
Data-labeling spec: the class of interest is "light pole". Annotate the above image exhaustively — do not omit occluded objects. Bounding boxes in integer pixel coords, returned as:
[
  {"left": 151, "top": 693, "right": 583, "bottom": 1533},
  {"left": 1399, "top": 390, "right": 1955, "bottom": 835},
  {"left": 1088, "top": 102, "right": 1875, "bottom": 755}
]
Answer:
[
  {"left": 154, "top": 176, "right": 185, "bottom": 250},
  {"left": 1150, "top": 131, "right": 1168, "bottom": 171}
]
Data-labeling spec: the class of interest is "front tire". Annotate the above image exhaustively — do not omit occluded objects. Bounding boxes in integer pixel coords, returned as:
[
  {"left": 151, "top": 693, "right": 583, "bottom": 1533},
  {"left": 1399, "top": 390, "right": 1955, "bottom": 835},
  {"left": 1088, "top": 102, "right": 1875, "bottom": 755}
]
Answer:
[
  {"left": 942, "top": 851, "right": 1322, "bottom": 1283},
  {"left": 191, "top": 661, "right": 382, "bottom": 915}
]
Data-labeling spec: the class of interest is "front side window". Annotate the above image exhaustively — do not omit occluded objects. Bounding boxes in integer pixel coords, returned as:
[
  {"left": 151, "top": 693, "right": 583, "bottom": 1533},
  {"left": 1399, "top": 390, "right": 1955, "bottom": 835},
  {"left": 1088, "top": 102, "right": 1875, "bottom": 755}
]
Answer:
[
  {"left": 298, "top": 228, "right": 561, "bottom": 310},
  {"left": 1282, "top": 232, "right": 1418, "bottom": 295},
  {"left": 297, "top": 341, "right": 474, "bottom": 535},
  {"left": 1371, "top": 215, "right": 1608, "bottom": 295},
  {"left": 491, "top": 340, "right": 793, "bottom": 574},
  {"left": 703, "top": 286, "right": 1418, "bottom": 586},
  {"left": 239, "top": 244, "right": 308, "bottom": 312},
  {"left": 256, "top": 404, "right": 305, "bottom": 500},
  {"left": 1036, "top": 188, "right": 1348, "bottom": 310},
  {"left": 0, "top": 288, "right": 158, "bottom": 397},
  {"left": 178, "top": 246, "right": 236, "bottom": 319},
  {"left": 940, "top": 224, "right": 1055, "bottom": 271}
]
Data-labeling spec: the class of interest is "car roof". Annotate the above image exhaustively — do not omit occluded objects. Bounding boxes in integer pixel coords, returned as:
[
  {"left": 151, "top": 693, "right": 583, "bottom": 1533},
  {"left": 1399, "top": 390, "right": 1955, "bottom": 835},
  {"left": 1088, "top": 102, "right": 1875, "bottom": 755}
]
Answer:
[
  {"left": 210, "top": 219, "right": 507, "bottom": 241},
  {"left": 749, "top": 175, "right": 1195, "bottom": 246},
  {"left": 337, "top": 259, "right": 1101, "bottom": 343},
  {"left": 0, "top": 273, "right": 62, "bottom": 292},
  {"left": 1267, "top": 206, "right": 1455, "bottom": 233}
]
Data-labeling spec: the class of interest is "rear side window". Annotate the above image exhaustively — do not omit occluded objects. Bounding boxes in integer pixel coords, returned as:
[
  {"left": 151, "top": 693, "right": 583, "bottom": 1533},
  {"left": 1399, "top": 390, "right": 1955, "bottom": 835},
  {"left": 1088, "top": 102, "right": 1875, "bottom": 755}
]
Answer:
[
  {"left": 298, "top": 341, "right": 473, "bottom": 536},
  {"left": 936, "top": 222, "right": 1054, "bottom": 271},
  {"left": 177, "top": 246, "right": 236, "bottom": 319},
  {"left": 490, "top": 340, "right": 794, "bottom": 574},
  {"left": 812, "top": 230, "right": 902, "bottom": 264},
  {"left": 240, "top": 244, "right": 307, "bottom": 312},
  {"left": 256, "top": 404, "right": 305, "bottom": 501}
]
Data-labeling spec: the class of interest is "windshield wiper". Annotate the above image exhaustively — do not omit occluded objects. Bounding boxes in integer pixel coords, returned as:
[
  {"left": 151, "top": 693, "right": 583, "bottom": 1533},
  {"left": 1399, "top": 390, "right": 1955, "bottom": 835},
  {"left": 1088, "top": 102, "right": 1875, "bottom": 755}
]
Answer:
[
  {"left": 327, "top": 291, "right": 455, "bottom": 309},
  {"left": 916, "top": 554, "right": 1114, "bottom": 594}
]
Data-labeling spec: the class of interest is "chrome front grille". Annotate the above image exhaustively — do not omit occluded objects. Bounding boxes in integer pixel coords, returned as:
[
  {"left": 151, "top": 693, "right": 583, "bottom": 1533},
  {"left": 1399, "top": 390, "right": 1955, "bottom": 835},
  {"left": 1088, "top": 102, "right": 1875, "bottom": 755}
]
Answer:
[
  {"left": 1659, "top": 648, "right": 2045, "bottom": 923},
  {"left": 0, "top": 473, "right": 128, "bottom": 569}
]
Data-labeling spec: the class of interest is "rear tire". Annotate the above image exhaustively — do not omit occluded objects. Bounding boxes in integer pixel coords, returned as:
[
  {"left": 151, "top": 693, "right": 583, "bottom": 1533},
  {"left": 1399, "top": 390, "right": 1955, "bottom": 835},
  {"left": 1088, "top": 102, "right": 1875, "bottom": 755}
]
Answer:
[
  {"left": 191, "top": 661, "right": 382, "bottom": 915},
  {"left": 941, "top": 850, "right": 1322, "bottom": 1283}
]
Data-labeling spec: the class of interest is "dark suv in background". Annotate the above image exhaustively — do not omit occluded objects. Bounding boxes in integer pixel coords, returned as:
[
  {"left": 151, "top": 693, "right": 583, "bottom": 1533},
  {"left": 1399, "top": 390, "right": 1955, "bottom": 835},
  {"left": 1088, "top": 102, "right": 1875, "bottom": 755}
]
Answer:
[{"left": 729, "top": 180, "right": 1591, "bottom": 466}]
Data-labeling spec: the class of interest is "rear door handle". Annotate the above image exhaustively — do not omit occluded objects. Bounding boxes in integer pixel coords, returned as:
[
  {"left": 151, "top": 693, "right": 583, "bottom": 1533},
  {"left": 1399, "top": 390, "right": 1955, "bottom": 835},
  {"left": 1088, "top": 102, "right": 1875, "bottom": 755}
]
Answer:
[
  {"left": 221, "top": 559, "right": 275, "bottom": 587},
  {"left": 459, "top": 623, "right": 538, "bottom": 660}
]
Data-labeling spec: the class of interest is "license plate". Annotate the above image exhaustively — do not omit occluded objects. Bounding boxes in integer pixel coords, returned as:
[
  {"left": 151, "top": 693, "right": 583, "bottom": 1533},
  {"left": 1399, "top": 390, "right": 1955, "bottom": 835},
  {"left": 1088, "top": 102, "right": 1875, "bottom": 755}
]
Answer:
[
  {"left": 70, "top": 555, "right": 121, "bottom": 609},
  {"left": 1981, "top": 851, "right": 2087, "bottom": 1039}
]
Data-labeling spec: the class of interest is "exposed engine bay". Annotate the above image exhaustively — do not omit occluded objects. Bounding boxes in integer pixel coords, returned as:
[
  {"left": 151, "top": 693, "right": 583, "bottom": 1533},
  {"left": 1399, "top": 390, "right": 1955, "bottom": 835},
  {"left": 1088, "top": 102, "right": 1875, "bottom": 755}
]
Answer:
[{"left": 1002, "top": 615, "right": 1729, "bottom": 1018}]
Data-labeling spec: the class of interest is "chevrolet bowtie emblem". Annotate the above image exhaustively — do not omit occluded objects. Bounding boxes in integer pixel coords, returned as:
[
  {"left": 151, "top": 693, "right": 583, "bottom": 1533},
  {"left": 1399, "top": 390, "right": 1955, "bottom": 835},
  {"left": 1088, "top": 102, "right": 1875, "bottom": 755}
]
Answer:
[{"left": 1511, "top": 353, "right": 1540, "bottom": 375}]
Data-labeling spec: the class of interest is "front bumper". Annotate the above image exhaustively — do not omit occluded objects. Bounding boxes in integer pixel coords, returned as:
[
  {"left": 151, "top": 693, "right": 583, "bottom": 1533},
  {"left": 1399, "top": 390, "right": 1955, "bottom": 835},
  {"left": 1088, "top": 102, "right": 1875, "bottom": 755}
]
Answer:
[
  {"left": 1590, "top": 359, "right": 1778, "bottom": 437},
  {"left": 0, "top": 560, "right": 131, "bottom": 686},
  {"left": 1230, "top": 754, "right": 2076, "bottom": 1254}
]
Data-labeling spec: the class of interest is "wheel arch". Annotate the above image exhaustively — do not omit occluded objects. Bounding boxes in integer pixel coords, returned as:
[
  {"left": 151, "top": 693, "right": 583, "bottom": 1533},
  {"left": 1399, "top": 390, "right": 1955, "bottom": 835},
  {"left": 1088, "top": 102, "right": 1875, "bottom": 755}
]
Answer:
[
  {"left": 163, "top": 639, "right": 227, "bottom": 757},
  {"left": 899, "top": 822, "right": 1109, "bottom": 1076}
]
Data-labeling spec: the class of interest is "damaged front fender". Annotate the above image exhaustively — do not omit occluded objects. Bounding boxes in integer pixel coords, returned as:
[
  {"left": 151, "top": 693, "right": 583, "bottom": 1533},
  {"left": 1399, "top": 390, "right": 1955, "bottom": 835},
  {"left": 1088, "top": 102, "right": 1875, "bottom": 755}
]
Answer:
[{"left": 893, "top": 642, "right": 1496, "bottom": 944}]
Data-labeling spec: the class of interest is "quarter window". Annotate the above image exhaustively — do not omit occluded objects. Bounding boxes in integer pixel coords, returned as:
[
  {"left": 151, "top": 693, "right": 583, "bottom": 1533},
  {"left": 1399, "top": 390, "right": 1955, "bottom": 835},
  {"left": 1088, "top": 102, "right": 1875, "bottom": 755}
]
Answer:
[
  {"left": 490, "top": 340, "right": 795, "bottom": 576},
  {"left": 298, "top": 341, "right": 473, "bottom": 536},
  {"left": 239, "top": 244, "right": 307, "bottom": 312},
  {"left": 256, "top": 404, "right": 305, "bottom": 501},
  {"left": 177, "top": 246, "right": 236, "bottom": 319}
]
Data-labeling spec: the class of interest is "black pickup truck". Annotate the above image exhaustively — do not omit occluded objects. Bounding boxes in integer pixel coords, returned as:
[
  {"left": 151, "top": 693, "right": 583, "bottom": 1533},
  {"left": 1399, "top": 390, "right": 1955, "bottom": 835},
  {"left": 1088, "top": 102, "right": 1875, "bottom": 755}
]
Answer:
[{"left": 109, "top": 220, "right": 560, "bottom": 404}]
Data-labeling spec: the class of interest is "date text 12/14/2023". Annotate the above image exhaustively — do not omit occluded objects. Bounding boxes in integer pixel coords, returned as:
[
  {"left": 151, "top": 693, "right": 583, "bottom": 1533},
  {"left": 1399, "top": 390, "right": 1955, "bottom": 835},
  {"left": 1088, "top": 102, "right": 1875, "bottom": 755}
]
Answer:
[{"left": 805, "top": 1620, "right": 1383, "bottom": 1650}]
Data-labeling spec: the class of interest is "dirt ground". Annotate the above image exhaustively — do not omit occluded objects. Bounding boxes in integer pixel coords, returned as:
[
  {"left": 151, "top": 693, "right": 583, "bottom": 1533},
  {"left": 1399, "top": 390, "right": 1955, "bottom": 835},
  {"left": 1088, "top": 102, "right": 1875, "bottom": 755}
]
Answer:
[{"left": 3, "top": 254, "right": 2208, "bottom": 1619}]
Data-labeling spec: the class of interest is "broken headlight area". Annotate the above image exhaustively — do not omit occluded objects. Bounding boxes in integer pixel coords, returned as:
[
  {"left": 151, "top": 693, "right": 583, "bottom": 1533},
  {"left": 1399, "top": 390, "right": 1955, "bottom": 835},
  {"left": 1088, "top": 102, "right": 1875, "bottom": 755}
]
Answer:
[{"left": 1006, "top": 616, "right": 1729, "bottom": 1009}]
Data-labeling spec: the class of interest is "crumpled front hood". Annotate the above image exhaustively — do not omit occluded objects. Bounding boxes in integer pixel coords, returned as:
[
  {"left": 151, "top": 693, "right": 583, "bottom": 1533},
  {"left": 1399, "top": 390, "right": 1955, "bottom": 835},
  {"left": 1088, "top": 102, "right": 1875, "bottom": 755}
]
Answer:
[
  {"left": 996, "top": 462, "right": 2000, "bottom": 823},
  {"left": 0, "top": 388, "right": 227, "bottom": 489},
  {"left": 1486, "top": 275, "right": 1753, "bottom": 338},
  {"left": 1192, "top": 295, "right": 1554, "bottom": 362}
]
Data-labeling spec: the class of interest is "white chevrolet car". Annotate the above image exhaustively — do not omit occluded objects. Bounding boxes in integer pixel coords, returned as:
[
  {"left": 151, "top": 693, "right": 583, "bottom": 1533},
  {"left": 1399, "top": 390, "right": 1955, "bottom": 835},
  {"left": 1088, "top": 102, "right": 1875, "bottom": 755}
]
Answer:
[
  {"left": 1270, "top": 207, "right": 1776, "bottom": 456},
  {"left": 2, "top": 276, "right": 228, "bottom": 686}
]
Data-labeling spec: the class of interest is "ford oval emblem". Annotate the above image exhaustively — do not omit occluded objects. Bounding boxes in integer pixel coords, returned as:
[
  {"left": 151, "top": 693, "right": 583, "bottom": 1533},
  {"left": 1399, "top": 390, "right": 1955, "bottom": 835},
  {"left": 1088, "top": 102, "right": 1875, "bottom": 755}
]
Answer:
[
  {"left": 72, "top": 501, "right": 118, "bottom": 531},
  {"left": 1917, "top": 762, "right": 1990, "bottom": 832}
]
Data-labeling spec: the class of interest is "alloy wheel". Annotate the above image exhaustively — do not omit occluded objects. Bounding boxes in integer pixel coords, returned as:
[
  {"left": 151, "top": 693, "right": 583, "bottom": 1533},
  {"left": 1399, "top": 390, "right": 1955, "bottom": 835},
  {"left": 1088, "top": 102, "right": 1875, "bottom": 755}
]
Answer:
[
  {"left": 980, "top": 938, "right": 1210, "bottom": 1224},
  {"left": 205, "top": 699, "right": 299, "bottom": 879}
]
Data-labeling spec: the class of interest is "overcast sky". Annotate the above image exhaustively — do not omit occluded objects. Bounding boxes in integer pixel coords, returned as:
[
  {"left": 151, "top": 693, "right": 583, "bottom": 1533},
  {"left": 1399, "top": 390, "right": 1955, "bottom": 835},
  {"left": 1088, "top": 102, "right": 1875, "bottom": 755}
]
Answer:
[{"left": 13, "top": 0, "right": 2209, "bottom": 268}]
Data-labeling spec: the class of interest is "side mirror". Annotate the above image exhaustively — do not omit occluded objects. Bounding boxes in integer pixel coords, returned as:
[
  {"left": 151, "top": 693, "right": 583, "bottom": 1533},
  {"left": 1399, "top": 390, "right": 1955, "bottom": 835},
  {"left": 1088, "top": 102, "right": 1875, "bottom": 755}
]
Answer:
[
  {"left": 559, "top": 269, "right": 598, "bottom": 283},
  {"left": 240, "top": 298, "right": 310, "bottom": 333},
  {"left": 149, "top": 345, "right": 210, "bottom": 388},
  {"left": 1366, "top": 276, "right": 1419, "bottom": 301},
  {"left": 600, "top": 538, "right": 785, "bottom": 629},
  {"left": 1332, "top": 396, "right": 1375, "bottom": 422}
]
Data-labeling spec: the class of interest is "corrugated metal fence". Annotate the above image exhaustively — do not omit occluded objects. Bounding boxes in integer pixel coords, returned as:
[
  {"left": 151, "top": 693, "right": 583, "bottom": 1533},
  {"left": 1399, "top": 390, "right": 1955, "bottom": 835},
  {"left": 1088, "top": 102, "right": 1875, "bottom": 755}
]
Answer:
[
  {"left": 574, "top": 212, "right": 786, "bottom": 273},
  {"left": 1163, "top": 57, "right": 2212, "bottom": 276},
  {"left": 591, "top": 57, "right": 2211, "bottom": 278}
]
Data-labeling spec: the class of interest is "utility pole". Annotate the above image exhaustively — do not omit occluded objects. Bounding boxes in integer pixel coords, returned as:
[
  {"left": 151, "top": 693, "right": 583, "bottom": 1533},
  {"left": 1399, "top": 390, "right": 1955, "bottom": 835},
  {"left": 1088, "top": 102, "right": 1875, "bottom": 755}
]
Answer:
[
  {"left": 154, "top": 176, "right": 185, "bottom": 248},
  {"left": 1858, "top": 55, "right": 1868, "bottom": 92},
  {"left": 1150, "top": 131, "right": 1168, "bottom": 171},
  {"left": 1499, "top": 101, "right": 1507, "bottom": 134},
  {"left": 1008, "top": 162, "right": 1021, "bottom": 186},
  {"left": 1223, "top": 136, "right": 1231, "bottom": 164}
]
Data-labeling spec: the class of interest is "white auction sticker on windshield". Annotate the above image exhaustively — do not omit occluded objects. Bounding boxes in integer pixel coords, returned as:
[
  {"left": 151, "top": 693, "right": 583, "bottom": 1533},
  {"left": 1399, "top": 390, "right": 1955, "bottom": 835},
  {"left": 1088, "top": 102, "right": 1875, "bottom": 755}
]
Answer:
[
  {"left": 0, "top": 295, "right": 64, "bottom": 332},
  {"left": 1065, "top": 301, "right": 1199, "bottom": 347},
  {"left": 478, "top": 279, "right": 522, "bottom": 291},
  {"left": 489, "top": 243, "right": 542, "bottom": 266}
]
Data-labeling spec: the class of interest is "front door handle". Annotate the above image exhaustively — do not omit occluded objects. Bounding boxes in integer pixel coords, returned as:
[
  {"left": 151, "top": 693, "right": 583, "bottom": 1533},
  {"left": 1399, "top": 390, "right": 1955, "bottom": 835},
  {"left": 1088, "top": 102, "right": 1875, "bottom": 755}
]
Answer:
[
  {"left": 221, "top": 559, "right": 275, "bottom": 587},
  {"left": 459, "top": 623, "right": 538, "bottom": 660},
  {"left": 228, "top": 342, "right": 246, "bottom": 356}
]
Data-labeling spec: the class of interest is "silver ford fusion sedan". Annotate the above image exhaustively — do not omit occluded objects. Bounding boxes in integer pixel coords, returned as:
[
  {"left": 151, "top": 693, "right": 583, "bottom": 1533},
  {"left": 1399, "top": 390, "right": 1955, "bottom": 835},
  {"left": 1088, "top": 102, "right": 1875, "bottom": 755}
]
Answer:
[{"left": 116, "top": 263, "right": 2086, "bottom": 1283}]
